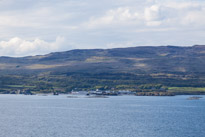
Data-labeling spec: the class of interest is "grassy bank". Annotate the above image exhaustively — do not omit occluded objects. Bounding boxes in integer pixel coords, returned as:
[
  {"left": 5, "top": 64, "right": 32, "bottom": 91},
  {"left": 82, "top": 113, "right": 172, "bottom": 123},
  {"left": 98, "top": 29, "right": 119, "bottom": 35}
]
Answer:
[{"left": 168, "top": 87, "right": 205, "bottom": 95}]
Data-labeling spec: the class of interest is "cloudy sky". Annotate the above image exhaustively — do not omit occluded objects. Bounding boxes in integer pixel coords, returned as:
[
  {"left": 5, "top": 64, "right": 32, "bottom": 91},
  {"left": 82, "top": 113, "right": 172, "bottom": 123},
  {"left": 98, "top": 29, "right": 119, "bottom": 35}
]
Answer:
[{"left": 0, "top": 0, "right": 205, "bottom": 56}]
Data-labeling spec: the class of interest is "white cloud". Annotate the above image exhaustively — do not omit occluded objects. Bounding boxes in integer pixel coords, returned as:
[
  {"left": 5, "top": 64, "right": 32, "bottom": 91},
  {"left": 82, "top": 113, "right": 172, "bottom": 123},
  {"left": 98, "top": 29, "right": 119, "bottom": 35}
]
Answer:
[
  {"left": 84, "top": 7, "right": 141, "bottom": 28},
  {"left": 83, "top": 6, "right": 162, "bottom": 28},
  {"left": 144, "top": 5, "right": 160, "bottom": 21},
  {"left": 0, "top": 7, "right": 75, "bottom": 28},
  {"left": 0, "top": 0, "right": 205, "bottom": 56},
  {"left": 0, "top": 36, "right": 66, "bottom": 57},
  {"left": 181, "top": 9, "right": 205, "bottom": 26},
  {"left": 84, "top": 1, "right": 205, "bottom": 28},
  {"left": 106, "top": 41, "right": 135, "bottom": 49}
]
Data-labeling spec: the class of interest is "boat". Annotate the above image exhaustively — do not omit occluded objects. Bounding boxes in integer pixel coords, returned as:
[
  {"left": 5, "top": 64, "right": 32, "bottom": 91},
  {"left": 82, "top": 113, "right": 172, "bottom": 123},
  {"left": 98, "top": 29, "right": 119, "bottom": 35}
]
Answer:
[{"left": 53, "top": 92, "right": 59, "bottom": 95}]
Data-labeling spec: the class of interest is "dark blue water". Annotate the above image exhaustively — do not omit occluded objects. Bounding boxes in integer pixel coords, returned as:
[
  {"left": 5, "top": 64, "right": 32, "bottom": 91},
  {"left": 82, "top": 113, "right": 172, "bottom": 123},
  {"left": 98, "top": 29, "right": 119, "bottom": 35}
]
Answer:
[{"left": 0, "top": 95, "right": 204, "bottom": 137}]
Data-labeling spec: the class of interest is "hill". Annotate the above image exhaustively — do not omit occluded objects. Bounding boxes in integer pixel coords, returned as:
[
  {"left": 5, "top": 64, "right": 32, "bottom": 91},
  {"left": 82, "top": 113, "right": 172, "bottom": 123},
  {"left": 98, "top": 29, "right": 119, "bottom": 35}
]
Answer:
[{"left": 1, "top": 45, "right": 205, "bottom": 94}]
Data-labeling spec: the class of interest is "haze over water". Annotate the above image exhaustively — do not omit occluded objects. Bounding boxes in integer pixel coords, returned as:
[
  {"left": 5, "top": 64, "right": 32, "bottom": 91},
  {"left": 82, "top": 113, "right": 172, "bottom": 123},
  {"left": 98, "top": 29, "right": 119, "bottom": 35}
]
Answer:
[{"left": 0, "top": 95, "right": 204, "bottom": 137}]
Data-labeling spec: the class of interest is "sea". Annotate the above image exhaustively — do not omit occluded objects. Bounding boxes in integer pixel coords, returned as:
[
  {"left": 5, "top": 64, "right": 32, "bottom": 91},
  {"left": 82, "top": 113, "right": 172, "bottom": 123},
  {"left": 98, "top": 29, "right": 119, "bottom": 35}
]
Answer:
[{"left": 0, "top": 95, "right": 204, "bottom": 137}]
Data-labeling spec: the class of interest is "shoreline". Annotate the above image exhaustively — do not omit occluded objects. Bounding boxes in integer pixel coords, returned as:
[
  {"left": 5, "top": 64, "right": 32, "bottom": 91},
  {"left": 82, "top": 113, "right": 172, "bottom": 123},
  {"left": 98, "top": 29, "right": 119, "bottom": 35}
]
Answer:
[{"left": 0, "top": 93, "right": 204, "bottom": 97}]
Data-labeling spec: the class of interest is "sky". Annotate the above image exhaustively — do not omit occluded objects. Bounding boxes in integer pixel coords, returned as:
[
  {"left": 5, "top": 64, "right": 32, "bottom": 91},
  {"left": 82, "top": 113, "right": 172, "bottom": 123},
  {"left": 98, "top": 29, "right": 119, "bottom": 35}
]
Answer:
[{"left": 0, "top": 0, "right": 205, "bottom": 56}]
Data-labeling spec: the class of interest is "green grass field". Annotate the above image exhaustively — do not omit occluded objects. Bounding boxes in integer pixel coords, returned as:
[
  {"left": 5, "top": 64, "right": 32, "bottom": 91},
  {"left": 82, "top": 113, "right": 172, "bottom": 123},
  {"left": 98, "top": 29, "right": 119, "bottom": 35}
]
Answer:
[
  {"left": 168, "top": 87, "right": 205, "bottom": 93},
  {"left": 6, "top": 85, "right": 36, "bottom": 88}
]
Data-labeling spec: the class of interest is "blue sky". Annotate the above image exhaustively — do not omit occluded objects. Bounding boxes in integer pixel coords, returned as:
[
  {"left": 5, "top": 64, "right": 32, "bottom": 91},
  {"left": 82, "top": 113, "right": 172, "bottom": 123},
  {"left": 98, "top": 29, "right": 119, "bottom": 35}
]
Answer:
[{"left": 0, "top": 0, "right": 205, "bottom": 56}]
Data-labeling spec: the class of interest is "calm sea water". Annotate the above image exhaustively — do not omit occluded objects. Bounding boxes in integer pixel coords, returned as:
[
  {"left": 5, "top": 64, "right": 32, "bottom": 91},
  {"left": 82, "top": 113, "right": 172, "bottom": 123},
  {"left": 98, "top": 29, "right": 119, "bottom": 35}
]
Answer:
[{"left": 0, "top": 95, "right": 204, "bottom": 137}]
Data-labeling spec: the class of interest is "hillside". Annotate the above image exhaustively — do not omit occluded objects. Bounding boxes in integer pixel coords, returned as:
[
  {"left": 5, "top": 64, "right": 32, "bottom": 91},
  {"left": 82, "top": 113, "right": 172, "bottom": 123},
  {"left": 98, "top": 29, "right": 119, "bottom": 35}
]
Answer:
[{"left": 1, "top": 45, "right": 205, "bottom": 94}]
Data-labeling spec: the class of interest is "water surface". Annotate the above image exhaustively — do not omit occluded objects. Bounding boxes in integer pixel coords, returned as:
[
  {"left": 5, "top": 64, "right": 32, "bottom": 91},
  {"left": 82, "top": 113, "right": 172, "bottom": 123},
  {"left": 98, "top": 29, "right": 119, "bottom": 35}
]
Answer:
[{"left": 0, "top": 95, "right": 204, "bottom": 137}]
